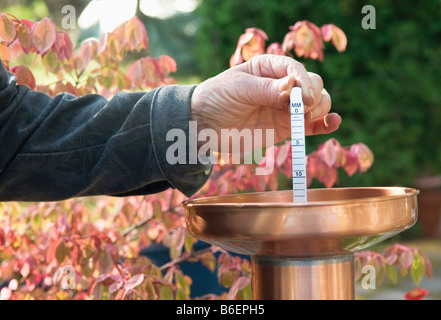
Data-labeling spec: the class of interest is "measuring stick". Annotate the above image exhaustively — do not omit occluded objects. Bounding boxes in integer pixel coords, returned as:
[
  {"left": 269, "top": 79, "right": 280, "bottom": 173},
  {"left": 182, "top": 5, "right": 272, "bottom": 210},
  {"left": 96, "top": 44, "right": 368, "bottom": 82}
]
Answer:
[{"left": 290, "top": 87, "right": 308, "bottom": 203}]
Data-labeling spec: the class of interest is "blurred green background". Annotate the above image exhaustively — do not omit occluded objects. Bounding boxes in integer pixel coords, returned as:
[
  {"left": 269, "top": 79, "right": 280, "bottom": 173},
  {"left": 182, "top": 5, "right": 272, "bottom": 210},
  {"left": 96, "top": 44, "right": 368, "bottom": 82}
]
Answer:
[
  {"left": 2, "top": 0, "right": 441, "bottom": 189},
  {"left": 195, "top": 0, "right": 441, "bottom": 190}
]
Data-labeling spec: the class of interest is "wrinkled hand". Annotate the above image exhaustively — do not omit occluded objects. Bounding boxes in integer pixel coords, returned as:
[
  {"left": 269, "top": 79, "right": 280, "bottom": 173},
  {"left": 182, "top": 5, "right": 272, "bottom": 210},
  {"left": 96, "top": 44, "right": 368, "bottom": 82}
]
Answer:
[{"left": 191, "top": 54, "right": 341, "bottom": 152}]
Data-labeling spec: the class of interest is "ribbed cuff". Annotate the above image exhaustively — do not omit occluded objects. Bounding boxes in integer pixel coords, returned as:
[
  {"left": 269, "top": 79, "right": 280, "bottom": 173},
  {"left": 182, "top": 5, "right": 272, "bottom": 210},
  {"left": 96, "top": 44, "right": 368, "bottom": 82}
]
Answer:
[{"left": 150, "top": 85, "right": 212, "bottom": 197}]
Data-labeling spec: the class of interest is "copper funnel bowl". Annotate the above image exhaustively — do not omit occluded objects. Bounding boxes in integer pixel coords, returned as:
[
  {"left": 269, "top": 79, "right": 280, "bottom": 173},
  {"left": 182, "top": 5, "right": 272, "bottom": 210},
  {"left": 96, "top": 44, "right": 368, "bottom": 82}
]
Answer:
[
  {"left": 182, "top": 187, "right": 419, "bottom": 299},
  {"left": 183, "top": 187, "right": 418, "bottom": 257}
]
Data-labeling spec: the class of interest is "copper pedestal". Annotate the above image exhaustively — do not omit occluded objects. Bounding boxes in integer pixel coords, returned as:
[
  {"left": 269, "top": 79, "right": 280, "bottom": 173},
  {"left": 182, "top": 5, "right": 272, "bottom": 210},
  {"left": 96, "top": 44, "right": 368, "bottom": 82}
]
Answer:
[{"left": 182, "top": 187, "right": 419, "bottom": 300}]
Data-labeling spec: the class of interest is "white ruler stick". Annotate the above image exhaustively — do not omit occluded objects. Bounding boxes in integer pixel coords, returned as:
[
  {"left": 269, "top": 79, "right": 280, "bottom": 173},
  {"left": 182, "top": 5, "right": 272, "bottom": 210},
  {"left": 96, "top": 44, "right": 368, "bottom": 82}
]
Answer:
[{"left": 290, "top": 87, "right": 308, "bottom": 203}]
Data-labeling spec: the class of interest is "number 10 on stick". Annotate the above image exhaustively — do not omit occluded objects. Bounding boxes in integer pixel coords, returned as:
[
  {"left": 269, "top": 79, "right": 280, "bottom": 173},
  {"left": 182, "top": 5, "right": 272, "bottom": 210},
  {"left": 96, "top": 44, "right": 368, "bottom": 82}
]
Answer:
[{"left": 290, "top": 87, "right": 308, "bottom": 203}]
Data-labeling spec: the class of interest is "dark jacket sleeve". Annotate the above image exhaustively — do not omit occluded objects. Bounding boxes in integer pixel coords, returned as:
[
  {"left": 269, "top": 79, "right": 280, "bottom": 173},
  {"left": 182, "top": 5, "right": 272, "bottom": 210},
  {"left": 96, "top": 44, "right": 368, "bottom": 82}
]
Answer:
[{"left": 0, "top": 59, "right": 212, "bottom": 201}]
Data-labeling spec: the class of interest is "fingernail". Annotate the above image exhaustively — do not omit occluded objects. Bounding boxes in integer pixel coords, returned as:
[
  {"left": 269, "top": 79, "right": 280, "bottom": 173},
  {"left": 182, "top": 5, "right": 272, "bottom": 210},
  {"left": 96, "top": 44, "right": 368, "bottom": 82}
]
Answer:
[
  {"left": 280, "top": 77, "right": 293, "bottom": 94},
  {"left": 309, "top": 88, "right": 315, "bottom": 105}
]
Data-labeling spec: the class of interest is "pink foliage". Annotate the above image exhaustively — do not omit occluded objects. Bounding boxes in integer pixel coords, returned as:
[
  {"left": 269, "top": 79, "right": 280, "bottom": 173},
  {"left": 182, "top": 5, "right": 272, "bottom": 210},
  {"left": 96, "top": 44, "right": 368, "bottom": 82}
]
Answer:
[{"left": 230, "top": 21, "right": 348, "bottom": 67}]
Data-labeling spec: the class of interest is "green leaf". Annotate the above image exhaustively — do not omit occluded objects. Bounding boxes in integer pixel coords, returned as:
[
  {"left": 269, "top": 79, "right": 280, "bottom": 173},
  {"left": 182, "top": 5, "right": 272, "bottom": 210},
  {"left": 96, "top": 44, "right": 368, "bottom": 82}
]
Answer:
[
  {"left": 386, "top": 264, "right": 398, "bottom": 285},
  {"left": 169, "top": 245, "right": 182, "bottom": 261},
  {"left": 184, "top": 233, "right": 194, "bottom": 253},
  {"left": 175, "top": 269, "right": 191, "bottom": 295},
  {"left": 400, "top": 267, "right": 408, "bottom": 277},
  {"left": 146, "top": 280, "right": 158, "bottom": 299},
  {"left": 55, "top": 240, "right": 67, "bottom": 264},
  {"left": 220, "top": 270, "right": 235, "bottom": 288},
  {"left": 410, "top": 253, "right": 425, "bottom": 286},
  {"left": 175, "top": 288, "right": 187, "bottom": 300},
  {"left": 31, "top": 212, "right": 42, "bottom": 230},
  {"left": 237, "top": 284, "right": 253, "bottom": 300},
  {"left": 152, "top": 201, "right": 162, "bottom": 220},
  {"left": 159, "top": 285, "right": 174, "bottom": 300},
  {"left": 200, "top": 252, "right": 216, "bottom": 272},
  {"left": 42, "top": 51, "right": 60, "bottom": 74},
  {"left": 98, "top": 74, "right": 114, "bottom": 89}
]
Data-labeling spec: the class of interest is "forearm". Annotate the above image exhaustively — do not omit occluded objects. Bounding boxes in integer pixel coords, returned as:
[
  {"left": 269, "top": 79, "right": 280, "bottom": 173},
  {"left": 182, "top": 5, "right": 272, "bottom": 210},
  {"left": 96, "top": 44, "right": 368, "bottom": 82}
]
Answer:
[{"left": 0, "top": 60, "right": 211, "bottom": 201}]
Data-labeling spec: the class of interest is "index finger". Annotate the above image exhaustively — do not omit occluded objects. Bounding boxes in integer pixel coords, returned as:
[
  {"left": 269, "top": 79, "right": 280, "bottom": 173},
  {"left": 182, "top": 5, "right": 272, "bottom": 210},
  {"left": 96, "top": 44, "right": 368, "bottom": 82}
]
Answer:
[{"left": 238, "top": 54, "right": 314, "bottom": 106}]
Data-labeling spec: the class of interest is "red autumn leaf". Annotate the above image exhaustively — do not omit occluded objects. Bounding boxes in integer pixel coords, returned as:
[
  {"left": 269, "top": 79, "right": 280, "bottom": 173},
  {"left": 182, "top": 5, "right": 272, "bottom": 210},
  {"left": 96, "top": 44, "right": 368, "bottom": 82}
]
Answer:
[
  {"left": 399, "top": 250, "right": 414, "bottom": 269},
  {"left": 341, "top": 148, "right": 359, "bottom": 177},
  {"left": 237, "top": 30, "right": 257, "bottom": 47},
  {"left": 111, "top": 21, "right": 127, "bottom": 47},
  {"left": 75, "top": 40, "right": 97, "bottom": 72},
  {"left": 0, "top": 14, "right": 17, "bottom": 43},
  {"left": 127, "top": 57, "right": 162, "bottom": 88},
  {"left": 159, "top": 55, "right": 177, "bottom": 77},
  {"left": 0, "top": 43, "right": 12, "bottom": 63},
  {"left": 322, "top": 167, "right": 338, "bottom": 188},
  {"left": 283, "top": 21, "right": 324, "bottom": 61},
  {"left": 419, "top": 251, "right": 433, "bottom": 279},
  {"left": 350, "top": 143, "right": 374, "bottom": 172},
  {"left": 97, "top": 32, "right": 109, "bottom": 56},
  {"left": 241, "top": 28, "right": 267, "bottom": 61},
  {"left": 257, "top": 145, "right": 275, "bottom": 176},
  {"left": 11, "top": 65, "right": 36, "bottom": 89},
  {"left": 31, "top": 17, "right": 56, "bottom": 55},
  {"left": 267, "top": 170, "right": 279, "bottom": 191},
  {"left": 124, "top": 16, "right": 148, "bottom": 51},
  {"left": 266, "top": 42, "right": 284, "bottom": 55},
  {"left": 275, "top": 142, "right": 290, "bottom": 167},
  {"left": 305, "top": 155, "right": 314, "bottom": 187},
  {"left": 54, "top": 31, "right": 73, "bottom": 61},
  {"left": 20, "top": 19, "right": 34, "bottom": 28},
  {"left": 124, "top": 273, "right": 144, "bottom": 291},
  {"left": 229, "top": 47, "right": 243, "bottom": 67},
  {"left": 20, "top": 261, "right": 31, "bottom": 278},
  {"left": 126, "top": 59, "right": 144, "bottom": 86},
  {"left": 0, "top": 228, "right": 5, "bottom": 246},
  {"left": 318, "top": 138, "right": 342, "bottom": 168},
  {"left": 17, "top": 25, "right": 32, "bottom": 53},
  {"left": 106, "top": 33, "right": 123, "bottom": 61},
  {"left": 109, "top": 281, "right": 123, "bottom": 293},
  {"left": 230, "top": 28, "right": 267, "bottom": 67},
  {"left": 405, "top": 288, "right": 429, "bottom": 300},
  {"left": 385, "top": 253, "right": 398, "bottom": 265},
  {"left": 9, "top": 39, "right": 22, "bottom": 57},
  {"left": 321, "top": 24, "right": 347, "bottom": 53}
]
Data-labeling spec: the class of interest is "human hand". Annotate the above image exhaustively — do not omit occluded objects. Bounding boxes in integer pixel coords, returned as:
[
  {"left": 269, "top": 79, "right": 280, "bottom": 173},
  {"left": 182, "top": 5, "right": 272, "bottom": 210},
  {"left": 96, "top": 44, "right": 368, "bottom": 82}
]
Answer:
[{"left": 191, "top": 54, "right": 341, "bottom": 152}]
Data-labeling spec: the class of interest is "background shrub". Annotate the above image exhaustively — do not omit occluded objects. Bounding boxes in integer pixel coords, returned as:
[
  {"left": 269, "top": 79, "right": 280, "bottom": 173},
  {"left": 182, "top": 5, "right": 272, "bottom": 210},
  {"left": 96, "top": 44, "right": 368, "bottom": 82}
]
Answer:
[{"left": 195, "top": 0, "right": 441, "bottom": 188}]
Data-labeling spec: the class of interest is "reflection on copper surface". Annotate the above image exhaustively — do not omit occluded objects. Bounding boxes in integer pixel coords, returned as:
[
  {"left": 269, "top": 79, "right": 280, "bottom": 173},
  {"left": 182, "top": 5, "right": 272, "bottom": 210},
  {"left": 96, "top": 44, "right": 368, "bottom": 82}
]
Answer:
[
  {"left": 183, "top": 187, "right": 418, "bottom": 257},
  {"left": 182, "top": 187, "right": 419, "bottom": 300}
]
